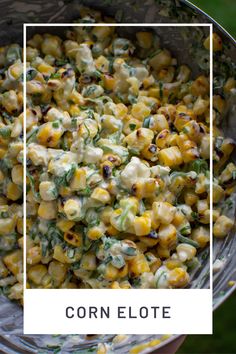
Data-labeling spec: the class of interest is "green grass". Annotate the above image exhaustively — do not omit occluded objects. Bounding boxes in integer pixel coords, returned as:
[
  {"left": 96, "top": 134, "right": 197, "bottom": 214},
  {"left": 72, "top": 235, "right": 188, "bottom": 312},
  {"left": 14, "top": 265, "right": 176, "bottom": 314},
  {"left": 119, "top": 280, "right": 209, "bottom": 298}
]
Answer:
[
  {"left": 177, "top": 293, "right": 236, "bottom": 354},
  {"left": 190, "top": 0, "right": 236, "bottom": 37}
]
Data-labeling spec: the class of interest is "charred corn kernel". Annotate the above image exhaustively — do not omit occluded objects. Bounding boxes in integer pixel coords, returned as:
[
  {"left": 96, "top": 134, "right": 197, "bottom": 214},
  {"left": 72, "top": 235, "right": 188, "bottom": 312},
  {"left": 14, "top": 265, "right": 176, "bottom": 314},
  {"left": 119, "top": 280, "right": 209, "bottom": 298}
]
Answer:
[
  {"left": 91, "top": 187, "right": 111, "bottom": 204},
  {"left": 133, "top": 216, "right": 151, "bottom": 236},
  {"left": 155, "top": 129, "right": 170, "bottom": 149},
  {"left": 64, "top": 230, "right": 83, "bottom": 247},
  {"left": 57, "top": 219, "right": 75, "bottom": 232},
  {"left": 191, "top": 226, "right": 209, "bottom": 248},
  {"left": 132, "top": 179, "right": 157, "bottom": 199},
  {"left": 136, "top": 31, "right": 153, "bottom": 49},
  {"left": 38, "top": 200, "right": 57, "bottom": 220},
  {"left": 7, "top": 182, "right": 22, "bottom": 201},
  {"left": 3, "top": 250, "right": 22, "bottom": 276},
  {"left": 176, "top": 134, "right": 199, "bottom": 163},
  {"left": 48, "top": 261, "right": 67, "bottom": 287},
  {"left": 124, "top": 128, "right": 154, "bottom": 151},
  {"left": 64, "top": 198, "right": 81, "bottom": 220},
  {"left": 168, "top": 267, "right": 189, "bottom": 288},
  {"left": 152, "top": 201, "right": 176, "bottom": 224},
  {"left": 37, "top": 122, "right": 64, "bottom": 147},
  {"left": 131, "top": 102, "right": 151, "bottom": 121},
  {"left": 158, "top": 146, "right": 183, "bottom": 167},
  {"left": 213, "top": 215, "right": 234, "bottom": 238},
  {"left": 27, "top": 246, "right": 41, "bottom": 265},
  {"left": 141, "top": 144, "right": 159, "bottom": 161},
  {"left": 28, "top": 264, "right": 47, "bottom": 285},
  {"left": 158, "top": 224, "right": 177, "bottom": 249},
  {"left": 129, "top": 254, "right": 150, "bottom": 276}
]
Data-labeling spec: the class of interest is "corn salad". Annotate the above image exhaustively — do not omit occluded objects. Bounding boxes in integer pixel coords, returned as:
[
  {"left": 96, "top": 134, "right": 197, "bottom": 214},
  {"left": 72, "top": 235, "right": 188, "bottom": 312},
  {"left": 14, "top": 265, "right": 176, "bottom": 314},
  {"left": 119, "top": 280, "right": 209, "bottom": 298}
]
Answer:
[
  {"left": 0, "top": 10, "right": 235, "bottom": 298},
  {"left": 0, "top": 44, "right": 23, "bottom": 302},
  {"left": 25, "top": 21, "right": 213, "bottom": 290}
]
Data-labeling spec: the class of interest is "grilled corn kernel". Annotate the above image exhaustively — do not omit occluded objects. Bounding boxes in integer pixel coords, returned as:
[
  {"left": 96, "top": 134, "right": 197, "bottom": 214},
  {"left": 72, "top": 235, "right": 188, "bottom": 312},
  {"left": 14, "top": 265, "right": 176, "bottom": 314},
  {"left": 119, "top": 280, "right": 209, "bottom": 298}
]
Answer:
[
  {"left": 158, "top": 146, "right": 183, "bottom": 167},
  {"left": 158, "top": 224, "right": 177, "bottom": 249},
  {"left": 64, "top": 198, "right": 81, "bottom": 220},
  {"left": 168, "top": 267, "right": 189, "bottom": 288},
  {"left": 38, "top": 200, "right": 57, "bottom": 220},
  {"left": 129, "top": 254, "right": 150, "bottom": 276},
  {"left": 39, "top": 181, "right": 57, "bottom": 201},
  {"left": 27, "top": 246, "right": 41, "bottom": 265},
  {"left": 91, "top": 187, "right": 111, "bottom": 204},
  {"left": 133, "top": 216, "right": 151, "bottom": 236},
  {"left": 136, "top": 31, "right": 153, "bottom": 49},
  {"left": 176, "top": 243, "right": 196, "bottom": 262},
  {"left": 37, "top": 122, "right": 64, "bottom": 147},
  {"left": 64, "top": 230, "right": 83, "bottom": 247},
  {"left": 152, "top": 201, "right": 176, "bottom": 225},
  {"left": 87, "top": 223, "right": 106, "bottom": 240},
  {"left": 0, "top": 218, "right": 16, "bottom": 235},
  {"left": 28, "top": 264, "right": 47, "bottom": 285},
  {"left": 70, "top": 168, "right": 86, "bottom": 191},
  {"left": 213, "top": 215, "right": 234, "bottom": 238},
  {"left": 191, "top": 226, "right": 209, "bottom": 248},
  {"left": 48, "top": 260, "right": 67, "bottom": 285},
  {"left": 11, "top": 164, "right": 23, "bottom": 185},
  {"left": 3, "top": 250, "right": 22, "bottom": 276},
  {"left": 57, "top": 219, "right": 75, "bottom": 233}
]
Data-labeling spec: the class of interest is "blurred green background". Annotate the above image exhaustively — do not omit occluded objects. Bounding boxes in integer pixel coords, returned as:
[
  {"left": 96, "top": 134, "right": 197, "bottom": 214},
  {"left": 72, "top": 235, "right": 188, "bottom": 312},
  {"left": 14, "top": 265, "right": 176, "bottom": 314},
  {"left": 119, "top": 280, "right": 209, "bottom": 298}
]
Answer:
[
  {"left": 177, "top": 293, "right": 236, "bottom": 354},
  {"left": 190, "top": 0, "right": 236, "bottom": 37},
  {"left": 177, "top": 2, "right": 236, "bottom": 353}
]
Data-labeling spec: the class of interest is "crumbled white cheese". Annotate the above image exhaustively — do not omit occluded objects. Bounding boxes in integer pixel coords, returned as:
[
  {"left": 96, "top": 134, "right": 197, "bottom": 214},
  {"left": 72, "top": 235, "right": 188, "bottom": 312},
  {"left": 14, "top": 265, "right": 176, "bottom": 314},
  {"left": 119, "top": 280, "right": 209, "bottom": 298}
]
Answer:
[{"left": 121, "top": 157, "right": 150, "bottom": 189}]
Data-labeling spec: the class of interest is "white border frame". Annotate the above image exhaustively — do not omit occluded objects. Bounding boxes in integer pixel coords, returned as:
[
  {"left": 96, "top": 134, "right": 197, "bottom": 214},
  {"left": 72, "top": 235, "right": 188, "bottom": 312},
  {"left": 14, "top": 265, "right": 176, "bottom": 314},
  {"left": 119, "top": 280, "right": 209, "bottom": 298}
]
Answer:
[{"left": 23, "top": 22, "right": 213, "bottom": 335}]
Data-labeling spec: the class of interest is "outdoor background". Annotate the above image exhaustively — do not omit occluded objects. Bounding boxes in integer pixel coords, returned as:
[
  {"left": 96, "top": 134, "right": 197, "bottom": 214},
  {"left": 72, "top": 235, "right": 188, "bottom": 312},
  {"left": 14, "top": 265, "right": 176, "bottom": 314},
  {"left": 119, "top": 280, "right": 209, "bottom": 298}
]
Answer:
[{"left": 178, "top": 0, "right": 236, "bottom": 353}]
